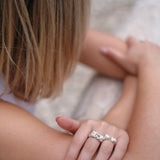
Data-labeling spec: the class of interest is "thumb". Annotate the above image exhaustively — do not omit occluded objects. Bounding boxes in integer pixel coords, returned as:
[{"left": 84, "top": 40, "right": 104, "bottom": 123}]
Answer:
[{"left": 56, "top": 116, "right": 80, "bottom": 134}]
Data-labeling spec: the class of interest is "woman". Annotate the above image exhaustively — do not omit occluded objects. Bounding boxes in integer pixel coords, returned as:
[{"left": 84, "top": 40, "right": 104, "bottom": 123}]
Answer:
[{"left": 0, "top": 0, "right": 159, "bottom": 159}]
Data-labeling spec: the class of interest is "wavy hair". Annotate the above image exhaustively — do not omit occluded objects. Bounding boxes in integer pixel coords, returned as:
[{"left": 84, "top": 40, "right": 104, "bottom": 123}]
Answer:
[{"left": 0, "top": 0, "right": 90, "bottom": 102}]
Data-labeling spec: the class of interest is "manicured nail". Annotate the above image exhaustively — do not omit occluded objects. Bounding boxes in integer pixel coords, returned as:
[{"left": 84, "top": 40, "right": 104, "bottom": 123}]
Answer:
[
  {"left": 56, "top": 116, "right": 69, "bottom": 123},
  {"left": 56, "top": 116, "right": 61, "bottom": 121},
  {"left": 100, "top": 47, "right": 109, "bottom": 55},
  {"left": 56, "top": 117, "right": 65, "bottom": 124}
]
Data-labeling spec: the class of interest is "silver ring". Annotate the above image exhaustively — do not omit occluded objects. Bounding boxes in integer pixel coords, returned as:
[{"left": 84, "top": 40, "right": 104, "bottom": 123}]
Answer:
[
  {"left": 89, "top": 131, "right": 104, "bottom": 142},
  {"left": 110, "top": 137, "right": 117, "bottom": 144},
  {"left": 104, "top": 134, "right": 110, "bottom": 140},
  {"left": 104, "top": 134, "right": 117, "bottom": 144},
  {"left": 89, "top": 131, "right": 117, "bottom": 144}
]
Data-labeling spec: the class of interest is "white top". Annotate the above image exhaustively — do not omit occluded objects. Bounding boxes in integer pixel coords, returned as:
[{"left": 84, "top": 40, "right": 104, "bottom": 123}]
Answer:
[{"left": 0, "top": 76, "right": 35, "bottom": 114}]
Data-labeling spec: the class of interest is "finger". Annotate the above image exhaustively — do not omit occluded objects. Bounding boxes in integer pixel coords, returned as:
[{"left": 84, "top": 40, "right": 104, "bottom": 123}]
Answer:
[
  {"left": 101, "top": 47, "right": 125, "bottom": 61},
  {"left": 56, "top": 116, "right": 80, "bottom": 134},
  {"left": 94, "top": 125, "right": 117, "bottom": 160},
  {"left": 78, "top": 137, "right": 101, "bottom": 160},
  {"left": 101, "top": 47, "right": 136, "bottom": 75},
  {"left": 126, "top": 36, "right": 137, "bottom": 47},
  {"left": 65, "top": 124, "right": 92, "bottom": 160},
  {"left": 95, "top": 140, "right": 114, "bottom": 160},
  {"left": 109, "top": 134, "right": 129, "bottom": 160},
  {"left": 101, "top": 47, "right": 128, "bottom": 69}
]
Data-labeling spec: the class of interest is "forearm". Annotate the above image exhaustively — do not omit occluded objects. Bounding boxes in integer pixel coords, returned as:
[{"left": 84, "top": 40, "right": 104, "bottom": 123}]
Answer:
[
  {"left": 102, "top": 76, "right": 137, "bottom": 130},
  {"left": 80, "top": 29, "right": 127, "bottom": 79},
  {"left": 128, "top": 66, "right": 160, "bottom": 130},
  {"left": 123, "top": 55, "right": 160, "bottom": 159},
  {"left": 0, "top": 100, "right": 71, "bottom": 160}
]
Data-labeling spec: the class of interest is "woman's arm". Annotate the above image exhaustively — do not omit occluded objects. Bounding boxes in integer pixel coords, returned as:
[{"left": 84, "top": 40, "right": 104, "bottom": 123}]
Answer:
[
  {"left": 122, "top": 42, "right": 160, "bottom": 159},
  {"left": 0, "top": 100, "right": 72, "bottom": 160},
  {"left": 58, "top": 76, "right": 137, "bottom": 131},
  {"left": 103, "top": 76, "right": 137, "bottom": 130},
  {"left": 80, "top": 29, "right": 127, "bottom": 79},
  {"left": 98, "top": 39, "right": 160, "bottom": 159},
  {"left": 56, "top": 76, "right": 137, "bottom": 159},
  {"left": 56, "top": 75, "right": 137, "bottom": 160},
  {"left": 123, "top": 57, "right": 160, "bottom": 159}
]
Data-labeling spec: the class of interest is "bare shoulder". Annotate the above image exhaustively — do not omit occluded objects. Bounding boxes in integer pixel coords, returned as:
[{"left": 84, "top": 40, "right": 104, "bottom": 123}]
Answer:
[{"left": 0, "top": 100, "right": 71, "bottom": 160}]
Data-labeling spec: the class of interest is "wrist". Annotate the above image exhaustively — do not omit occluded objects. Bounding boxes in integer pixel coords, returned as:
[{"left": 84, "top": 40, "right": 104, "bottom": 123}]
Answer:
[
  {"left": 138, "top": 58, "right": 159, "bottom": 76},
  {"left": 138, "top": 49, "right": 160, "bottom": 75},
  {"left": 138, "top": 63, "right": 160, "bottom": 81}
]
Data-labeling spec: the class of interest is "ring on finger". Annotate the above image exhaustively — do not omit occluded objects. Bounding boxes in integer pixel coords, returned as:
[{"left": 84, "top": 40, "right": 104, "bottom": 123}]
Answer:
[
  {"left": 89, "top": 131, "right": 117, "bottom": 144},
  {"left": 110, "top": 137, "right": 117, "bottom": 144},
  {"left": 104, "top": 134, "right": 117, "bottom": 144},
  {"left": 89, "top": 130, "right": 104, "bottom": 142}
]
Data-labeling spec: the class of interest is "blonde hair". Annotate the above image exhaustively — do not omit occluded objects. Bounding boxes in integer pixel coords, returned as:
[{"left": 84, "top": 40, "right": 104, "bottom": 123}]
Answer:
[{"left": 0, "top": 0, "right": 90, "bottom": 102}]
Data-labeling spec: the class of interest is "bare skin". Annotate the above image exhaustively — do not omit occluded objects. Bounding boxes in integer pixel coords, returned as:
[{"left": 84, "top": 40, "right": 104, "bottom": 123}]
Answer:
[
  {"left": 57, "top": 75, "right": 137, "bottom": 160},
  {"left": 0, "top": 100, "right": 72, "bottom": 159},
  {"left": 1, "top": 27, "right": 159, "bottom": 159},
  {"left": 55, "top": 32, "right": 136, "bottom": 160},
  {"left": 123, "top": 41, "right": 160, "bottom": 159},
  {"left": 124, "top": 68, "right": 160, "bottom": 159},
  {"left": 59, "top": 39, "right": 160, "bottom": 159},
  {"left": 80, "top": 29, "right": 127, "bottom": 79},
  {"left": 103, "top": 39, "right": 160, "bottom": 159},
  {"left": 2, "top": 29, "right": 159, "bottom": 159},
  {"left": 103, "top": 76, "right": 137, "bottom": 130},
  {"left": 0, "top": 30, "right": 130, "bottom": 159}
]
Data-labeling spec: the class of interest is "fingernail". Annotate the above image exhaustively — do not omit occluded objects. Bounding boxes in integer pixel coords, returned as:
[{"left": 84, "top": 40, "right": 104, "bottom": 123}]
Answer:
[
  {"left": 56, "top": 118, "right": 64, "bottom": 124},
  {"left": 56, "top": 116, "right": 69, "bottom": 124},
  {"left": 56, "top": 115, "right": 62, "bottom": 120},
  {"left": 100, "top": 47, "right": 109, "bottom": 55},
  {"left": 56, "top": 117, "right": 65, "bottom": 125},
  {"left": 56, "top": 117, "right": 71, "bottom": 128}
]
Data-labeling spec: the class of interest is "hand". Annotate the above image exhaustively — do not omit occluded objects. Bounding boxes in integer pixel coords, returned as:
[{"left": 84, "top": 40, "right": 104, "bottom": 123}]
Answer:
[
  {"left": 56, "top": 116, "right": 129, "bottom": 160},
  {"left": 101, "top": 37, "right": 160, "bottom": 75}
]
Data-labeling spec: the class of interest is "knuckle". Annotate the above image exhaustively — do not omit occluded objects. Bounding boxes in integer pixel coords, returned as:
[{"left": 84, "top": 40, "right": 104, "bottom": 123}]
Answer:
[
  {"left": 100, "top": 121, "right": 107, "bottom": 128},
  {"left": 121, "top": 130, "right": 129, "bottom": 141},
  {"left": 85, "top": 119, "right": 94, "bottom": 126},
  {"left": 110, "top": 125, "right": 117, "bottom": 132},
  {"left": 113, "top": 126, "right": 118, "bottom": 131}
]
